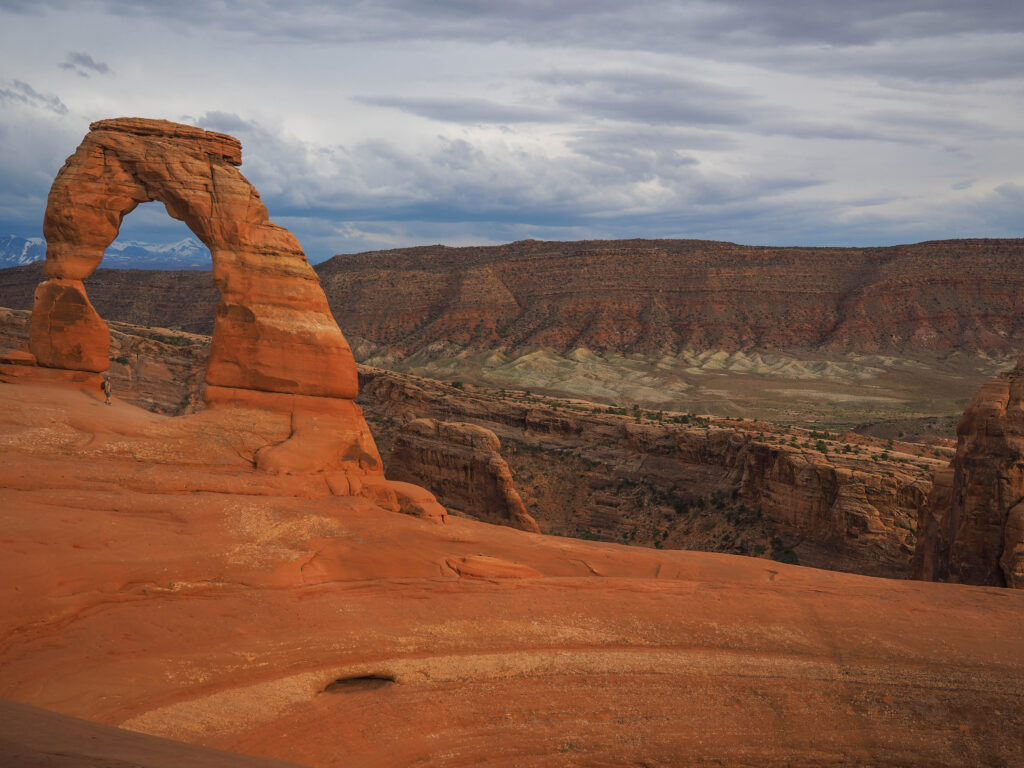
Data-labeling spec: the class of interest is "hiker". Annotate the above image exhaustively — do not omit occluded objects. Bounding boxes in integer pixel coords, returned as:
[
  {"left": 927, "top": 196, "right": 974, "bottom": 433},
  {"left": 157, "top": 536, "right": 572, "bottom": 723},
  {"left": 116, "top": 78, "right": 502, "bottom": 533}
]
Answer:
[{"left": 102, "top": 376, "right": 112, "bottom": 405}]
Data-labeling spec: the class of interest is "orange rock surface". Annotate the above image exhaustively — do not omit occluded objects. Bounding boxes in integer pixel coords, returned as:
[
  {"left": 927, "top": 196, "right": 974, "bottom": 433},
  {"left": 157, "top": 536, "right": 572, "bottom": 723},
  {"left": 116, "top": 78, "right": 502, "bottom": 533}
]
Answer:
[
  {"left": 29, "top": 278, "right": 110, "bottom": 371},
  {"left": 2, "top": 367, "right": 1023, "bottom": 767},
  {"left": 0, "top": 698, "right": 304, "bottom": 768}
]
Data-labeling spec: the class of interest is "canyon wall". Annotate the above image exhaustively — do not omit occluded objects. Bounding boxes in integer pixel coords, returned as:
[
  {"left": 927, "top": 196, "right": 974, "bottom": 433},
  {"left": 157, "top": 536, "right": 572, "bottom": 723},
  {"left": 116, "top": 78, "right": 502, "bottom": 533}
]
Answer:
[
  {"left": 360, "top": 368, "right": 935, "bottom": 578},
  {"left": 913, "top": 360, "right": 1024, "bottom": 587},
  {"left": 4, "top": 238, "right": 1024, "bottom": 360},
  {"left": 319, "top": 238, "right": 1024, "bottom": 358},
  {"left": 389, "top": 418, "right": 540, "bottom": 532}
]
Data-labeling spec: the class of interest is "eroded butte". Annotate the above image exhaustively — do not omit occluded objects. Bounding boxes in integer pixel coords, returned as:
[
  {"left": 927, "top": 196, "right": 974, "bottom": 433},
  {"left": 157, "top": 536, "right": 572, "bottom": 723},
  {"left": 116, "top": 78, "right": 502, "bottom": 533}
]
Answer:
[{"left": 1, "top": 367, "right": 1023, "bottom": 767}]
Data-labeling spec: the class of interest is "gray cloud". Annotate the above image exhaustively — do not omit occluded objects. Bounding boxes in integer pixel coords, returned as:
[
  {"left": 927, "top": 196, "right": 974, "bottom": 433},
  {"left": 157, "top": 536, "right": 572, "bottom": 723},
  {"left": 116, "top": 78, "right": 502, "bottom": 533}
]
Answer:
[
  {"left": 0, "top": 80, "right": 67, "bottom": 114},
  {"left": 0, "top": 0, "right": 46, "bottom": 11},
  {"left": 60, "top": 51, "right": 111, "bottom": 77},
  {"left": 22, "top": 1, "right": 1023, "bottom": 50},
  {"left": 539, "top": 69, "right": 757, "bottom": 127},
  {"left": 0, "top": 1, "right": 1021, "bottom": 259},
  {"left": 687, "top": 1, "right": 1024, "bottom": 46},
  {"left": 354, "top": 95, "right": 560, "bottom": 124},
  {"left": 181, "top": 111, "right": 824, "bottom": 255}
]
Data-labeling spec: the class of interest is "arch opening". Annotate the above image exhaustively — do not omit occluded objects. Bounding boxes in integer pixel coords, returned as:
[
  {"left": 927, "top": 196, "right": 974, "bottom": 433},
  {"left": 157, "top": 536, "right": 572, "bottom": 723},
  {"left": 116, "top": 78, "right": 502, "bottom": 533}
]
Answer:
[
  {"left": 102, "top": 200, "right": 213, "bottom": 271},
  {"left": 98, "top": 201, "right": 217, "bottom": 415}
]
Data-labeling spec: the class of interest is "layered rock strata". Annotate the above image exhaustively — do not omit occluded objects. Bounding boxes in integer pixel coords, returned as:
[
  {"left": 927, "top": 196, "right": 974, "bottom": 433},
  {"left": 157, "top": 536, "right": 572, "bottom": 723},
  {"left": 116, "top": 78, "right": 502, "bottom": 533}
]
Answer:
[
  {"left": 913, "top": 359, "right": 1024, "bottom": 587},
  {"left": 390, "top": 418, "right": 540, "bottom": 532},
  {"left": 360, "top": 368, "right": 934, "bottom": 578},
  {"left": 318, "top": 238, "right": 1024, "bottom": 359}
]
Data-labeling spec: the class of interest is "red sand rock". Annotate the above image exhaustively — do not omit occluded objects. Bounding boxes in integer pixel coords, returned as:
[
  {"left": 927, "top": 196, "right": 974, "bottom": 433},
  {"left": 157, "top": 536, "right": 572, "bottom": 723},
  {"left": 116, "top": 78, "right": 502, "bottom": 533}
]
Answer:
[
  {"left": 914, "top": 358, "right": 1024, "bottom": 587},
  {"left": 0, "top": 347, "right": 35, "bottom": 366},
  {"left": 1, "top": 370, "right": 1023, "bottom": 767},
  {"left": 29, "top": 278, "right": 110, "bottom": 371},
  {"left": 0, "top": 698, "right": 305, "bottom": 768},
  {"left": 389, "top": 417, "right": 540, "bottom": 532}
]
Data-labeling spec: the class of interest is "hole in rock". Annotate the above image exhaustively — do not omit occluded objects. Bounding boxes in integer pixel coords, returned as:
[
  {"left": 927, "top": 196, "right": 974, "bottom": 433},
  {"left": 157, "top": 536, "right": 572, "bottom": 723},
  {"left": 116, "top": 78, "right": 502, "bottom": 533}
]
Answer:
[
  {"left": 106, "top": 200, "right": 212, "bottom": 271},
  {"left": 99, "top": 201, "right": 219, "bottom": 414},
  {"left": 322, "top": 674, "right": 397, "bottom": 694}
]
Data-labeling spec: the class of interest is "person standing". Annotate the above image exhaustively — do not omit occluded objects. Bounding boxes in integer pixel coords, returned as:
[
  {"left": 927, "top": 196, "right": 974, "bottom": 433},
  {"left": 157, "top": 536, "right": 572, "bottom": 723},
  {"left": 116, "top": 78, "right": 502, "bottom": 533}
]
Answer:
[{"left": 102, "top": 376, "right": 112, "bottom": 406}]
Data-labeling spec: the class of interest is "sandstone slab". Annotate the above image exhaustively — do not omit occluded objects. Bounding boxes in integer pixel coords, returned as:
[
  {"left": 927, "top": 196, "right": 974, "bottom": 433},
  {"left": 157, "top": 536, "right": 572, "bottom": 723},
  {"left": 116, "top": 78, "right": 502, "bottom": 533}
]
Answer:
[{"left": 1, "top": 375, "right": 1024, "bottom": 767}]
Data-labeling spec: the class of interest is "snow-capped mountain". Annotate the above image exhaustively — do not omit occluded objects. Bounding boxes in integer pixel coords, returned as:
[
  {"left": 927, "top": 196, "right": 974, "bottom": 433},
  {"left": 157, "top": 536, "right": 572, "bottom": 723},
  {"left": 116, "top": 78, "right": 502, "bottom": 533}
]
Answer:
[
  {"left": 100, "top": 237, "right": 212, "bottom": 270},
  {"left": 0, "top": 235, "right": 212, "bottom": 270},
  {"left": 0, "top": 235, "right": 45, "bottom": 267}
]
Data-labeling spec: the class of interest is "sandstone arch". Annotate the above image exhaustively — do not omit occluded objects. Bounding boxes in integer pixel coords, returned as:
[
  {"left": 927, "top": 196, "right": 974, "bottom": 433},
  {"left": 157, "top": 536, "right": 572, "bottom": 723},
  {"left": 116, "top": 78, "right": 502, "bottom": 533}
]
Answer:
[
  {"left": 29, "top": 117, "right": 356, "bottom": 399},
  {"left": 27, "top": 118, "right": 449, "bottom": 519}
]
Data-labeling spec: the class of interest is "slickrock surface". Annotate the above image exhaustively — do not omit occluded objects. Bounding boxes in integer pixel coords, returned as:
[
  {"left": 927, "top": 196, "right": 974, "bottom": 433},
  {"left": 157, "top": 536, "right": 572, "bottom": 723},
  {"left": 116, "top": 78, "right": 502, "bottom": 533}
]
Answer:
[
  {"left": 914, "top": 358, "right": 1024, "bottom": 587},
  {"left": 0, "top": 698, "right": 305, "bottom": 768},
  {"left": 2, "top": 369, "right": 1024, "bottom": 767},
  {"left": 390, "top": 417, "right": 540, "bottom": 532}
]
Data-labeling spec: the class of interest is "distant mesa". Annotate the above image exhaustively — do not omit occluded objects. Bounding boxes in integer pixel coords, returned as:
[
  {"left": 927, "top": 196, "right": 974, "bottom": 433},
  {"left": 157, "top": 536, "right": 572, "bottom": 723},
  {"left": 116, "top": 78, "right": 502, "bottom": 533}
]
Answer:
[{"left": 25, "top": 117, "right": 444, "bottom": 518}]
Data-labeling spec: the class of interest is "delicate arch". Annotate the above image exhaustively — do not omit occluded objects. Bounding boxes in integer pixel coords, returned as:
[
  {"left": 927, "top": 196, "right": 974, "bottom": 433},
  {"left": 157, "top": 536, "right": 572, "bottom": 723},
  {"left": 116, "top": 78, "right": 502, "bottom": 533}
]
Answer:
[{"left": 29, "top": 118, "right": 356, "bottom": 399}]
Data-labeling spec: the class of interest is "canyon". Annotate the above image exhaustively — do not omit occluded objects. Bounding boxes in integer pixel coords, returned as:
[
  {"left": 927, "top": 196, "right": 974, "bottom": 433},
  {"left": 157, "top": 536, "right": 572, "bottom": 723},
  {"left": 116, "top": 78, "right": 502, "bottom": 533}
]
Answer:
[{"left": 0, "top": 308, "right": 941, "bottom": 579}]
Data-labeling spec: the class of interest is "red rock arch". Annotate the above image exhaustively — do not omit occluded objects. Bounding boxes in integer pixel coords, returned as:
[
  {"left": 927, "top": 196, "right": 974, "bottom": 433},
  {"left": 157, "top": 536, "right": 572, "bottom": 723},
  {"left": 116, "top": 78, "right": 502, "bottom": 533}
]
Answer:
[{"left": 29, "top": 117, "right": 357, "bottom": 400}]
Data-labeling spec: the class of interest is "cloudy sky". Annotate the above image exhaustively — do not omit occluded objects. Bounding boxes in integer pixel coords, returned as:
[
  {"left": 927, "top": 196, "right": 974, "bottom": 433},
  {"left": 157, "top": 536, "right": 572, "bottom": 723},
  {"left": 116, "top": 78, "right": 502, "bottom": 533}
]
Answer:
[{"left": 1, "top": 1, "right": 1022, "bottom": 262}]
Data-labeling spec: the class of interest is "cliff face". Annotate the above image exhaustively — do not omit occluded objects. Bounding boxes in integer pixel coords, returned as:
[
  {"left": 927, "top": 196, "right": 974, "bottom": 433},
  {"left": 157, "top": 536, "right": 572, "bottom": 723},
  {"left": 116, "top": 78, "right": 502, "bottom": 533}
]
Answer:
[
  {"left": 360, "top": 368, "right": 936, "bottom": 578},
  {"left": 318, "top": 238, "right": 1024, "bottom": 358},
  {"left": 389, "top": 418, "right": 540, "bottom": 533},
  {"left": 913, "top": 361, "right": 1024, "bottom": 587},
  {"left": 3, "top": 237, "right": 1024, "bottom": 359}
]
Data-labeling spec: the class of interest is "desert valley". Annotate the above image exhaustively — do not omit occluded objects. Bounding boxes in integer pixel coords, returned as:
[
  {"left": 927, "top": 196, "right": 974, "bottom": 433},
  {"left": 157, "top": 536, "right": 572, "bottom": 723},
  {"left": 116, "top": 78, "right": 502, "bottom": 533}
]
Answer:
[{"left": 1, "top": 116, "right": 1023, "bottom": 767}]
